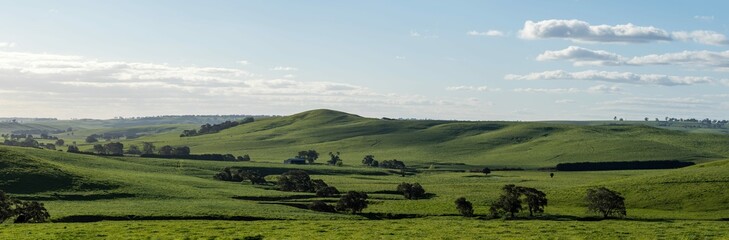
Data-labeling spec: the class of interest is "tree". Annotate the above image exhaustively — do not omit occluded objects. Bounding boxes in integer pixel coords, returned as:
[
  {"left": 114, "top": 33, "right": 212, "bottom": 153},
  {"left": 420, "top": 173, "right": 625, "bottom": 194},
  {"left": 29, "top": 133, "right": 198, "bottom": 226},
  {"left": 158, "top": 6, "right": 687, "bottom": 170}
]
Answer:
[
  {"left": 142, "top": 142, "right": 156, "bottom": 155},
  {"left": 482, "top": 167, "right": 491, "bottom": 175},
  {"left": 158, "top": 145, "right": 174, "bottom": 155},
  {"left": 380, "top": 159, "right": 405, "bottom": 169},
  {"left": 126, "top": 144, "right": 142, "bottom": 155},
  {"left": 237, "top": 154, "right": 251, "bottom": 161},
  {"left": 362, "top": 155, "right": 376, "bottom": 166},
  {"left": 103, "top": 142, "right": 124, "bottom": 155},
  {"left": 13, "top": 201, "right": 50, "bottom": 223},
  {"left": 55, "top": 139, "right": 65, "bottom": 146},
  {"left": 585, "top": 187, "right": 626, "bottom": 218},
  {"left": 309, "top": 200, "right": 336, "bottom": 212},
  {"left": 67, "top": 145, "right": 80, "bottom": 153},
  {"left": 520, "top": 187, "right": 548, "bottom": 217},
  {"left": 397, "top": 182, "right": 426, "bottom": 200},
  {"left": 490, "top": 184, "right": 522, "bottom": 218},
  {"left": 93, "top": 144, "right": 105, "bottom": 154},
  {"left": 85, "top": 135, "right": 98, "bottom": 143},
  {"left": 277, "top": 170, "right": 313, "bottom": 192},
  {"left": 297, "top": 150, "right": 319, "bottom": 164},
  {"left": 0, "top": 191, "right": 19, "bottom": 223},
  {"left": 454, "top": 197, "right": 474, "bottom": 217},
  {"left": 173, "top": 146, "right": 191, "bottom": 156},
  {"left": 316, "top": 186, "right": 340, "bottom": 197},
  {"left": 327, "top": 152, "right": 342, "bottom": 166},
  {"left": 238, "top": 170, "right": 266, "bottom": 185},
  {"left": 336, "top": 191, "right": 368, "bottom": 214}
]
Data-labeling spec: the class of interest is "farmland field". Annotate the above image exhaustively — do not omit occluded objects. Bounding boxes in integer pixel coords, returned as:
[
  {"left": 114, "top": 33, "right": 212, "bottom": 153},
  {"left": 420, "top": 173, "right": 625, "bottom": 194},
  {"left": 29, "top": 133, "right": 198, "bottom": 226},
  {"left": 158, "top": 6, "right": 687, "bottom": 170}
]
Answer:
[{"left": 2, "top": 110, "right": 729, "bottom": 239}]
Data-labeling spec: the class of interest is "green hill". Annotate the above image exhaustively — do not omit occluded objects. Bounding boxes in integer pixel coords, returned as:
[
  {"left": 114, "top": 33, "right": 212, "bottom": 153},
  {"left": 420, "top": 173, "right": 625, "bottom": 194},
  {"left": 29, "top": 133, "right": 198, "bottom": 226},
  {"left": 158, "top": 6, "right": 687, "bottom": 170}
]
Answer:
[{"left": 122, "top": 109, "right": 729, "bottom": 168}]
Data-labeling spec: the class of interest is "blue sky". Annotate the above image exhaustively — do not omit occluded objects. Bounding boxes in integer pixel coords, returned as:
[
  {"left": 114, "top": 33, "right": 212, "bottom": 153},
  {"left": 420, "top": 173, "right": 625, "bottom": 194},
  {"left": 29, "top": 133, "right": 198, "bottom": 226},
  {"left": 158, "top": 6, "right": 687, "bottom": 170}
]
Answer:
[{"left": 1, "top": 1, "right": 728, "bottom": 120}]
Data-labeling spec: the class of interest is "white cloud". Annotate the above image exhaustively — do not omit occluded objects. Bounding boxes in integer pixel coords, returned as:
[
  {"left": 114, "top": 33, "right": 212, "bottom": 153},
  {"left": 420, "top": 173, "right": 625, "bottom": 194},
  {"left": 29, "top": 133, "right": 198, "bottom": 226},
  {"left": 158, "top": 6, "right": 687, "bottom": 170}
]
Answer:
[
  {"left": 237, "top": 60, "right": 249, "bottom": 65},
  {"left": 467, "top": 30, "right": 504, "bottom": 37},
  {"left": 538, "top": 46, "right": 729, "bottom": 70},
  {"left": 270, "top": 66, "right": 298, "bottom": 71},
  {"left": 671, "top": 30, "right": 729, "bottom": 46},
  {"left": 505, "top": 70, "right": 715, "bottom": 86},
  {"left": 283, "top": 74, "right": 295, "bottom": 78},
  {"left": 520, "top": 19, "right": 672, "bottom": 43},
  {"left": 0, "top": 42, "right": 16, "bottom": 48},
  {"left": 555, "top": 99, "right": 575, "bottom": 104},
  {"left": 536, "top": 46, "right": 623, "bottom": 66},
  {"left": 587, "top": 84, "right": 622, "bottom": 93},
  {"left": 394, "top": 56, "right": 406, "bottom": 60},
  {"left": 513, "top": 88, "right": 580, "bottom": 93},
  {"left": 446, "top": 85, "right": 501, "bottom": 92},
  {"left": 0, "top": 49, "right": 477, "bottom": 119},
  {"left": 694, "top": 15, "right": 714, "bottom": 22},
  {"left": 409, "top": 30, "right": 438, "bottom": 39}
]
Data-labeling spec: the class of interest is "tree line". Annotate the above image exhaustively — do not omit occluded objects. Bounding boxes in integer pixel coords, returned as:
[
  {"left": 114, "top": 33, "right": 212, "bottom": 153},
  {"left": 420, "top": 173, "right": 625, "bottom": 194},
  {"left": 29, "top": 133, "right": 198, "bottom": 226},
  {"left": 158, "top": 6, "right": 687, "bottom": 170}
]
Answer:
[{"left": 180, "top": 117, "right": 254, "bottom": 137}]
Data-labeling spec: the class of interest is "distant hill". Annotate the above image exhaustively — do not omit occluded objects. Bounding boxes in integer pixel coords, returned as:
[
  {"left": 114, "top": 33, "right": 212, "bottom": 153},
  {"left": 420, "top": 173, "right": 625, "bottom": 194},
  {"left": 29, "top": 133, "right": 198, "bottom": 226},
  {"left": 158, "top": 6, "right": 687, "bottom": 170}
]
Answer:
[{"left": 121, "top": 109, "right": 729, "bottom": 168}]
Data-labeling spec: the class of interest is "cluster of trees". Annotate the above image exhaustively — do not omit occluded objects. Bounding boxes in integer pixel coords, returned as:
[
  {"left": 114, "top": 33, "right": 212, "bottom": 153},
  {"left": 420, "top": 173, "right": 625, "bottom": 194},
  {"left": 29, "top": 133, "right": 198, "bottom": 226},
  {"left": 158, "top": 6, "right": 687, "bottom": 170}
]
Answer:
[
  {"left": 91, "top": 142, "right": 125, "bottom": 155},
  {"left": 0, "top": 190, "right": 50, "bottom": 223},
  {"left": 361, "top": 155, "right": 406, "bottom": 169},
  {"left": 396, "top": 182, "right": 426, "bottom": 200},
  {"left": 446, "top": 185, "right": 625, "bottom": 219},
  {"left": 556, "top": 160, "right": 694, "bottom": 171},
  {"left": 180, "top": 117, "right": 254, "bottom": 137},
  {"left": 276, "top": 170, "right": 339, "bottom": 197},
  {"left": 296, "top": 150, "right": 319, "bottom": 164},
  {"left": 309, "top": 191, "right": 369, "bottom": 214},
  {"left": 214, "top": 168, "right": 267, "bottom": 185}
]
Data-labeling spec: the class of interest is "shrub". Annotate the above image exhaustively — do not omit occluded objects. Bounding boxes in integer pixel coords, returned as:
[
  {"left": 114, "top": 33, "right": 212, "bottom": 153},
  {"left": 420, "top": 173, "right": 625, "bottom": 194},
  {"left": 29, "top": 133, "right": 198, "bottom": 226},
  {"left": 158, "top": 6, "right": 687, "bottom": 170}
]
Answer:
[
  {"left": 309, "top": 200, "right": 336, "bottom": 212},
  {"left": 397, "top": 182, "right": 426, "bottom": 200},
  {"left": 316, "top": 186, "right": 340, "bottom": 197},
  {"left": 336, "top": 191, "right": 368, "bottom": 214},
  {"left": 455, "top": 197, "right": 474, "bottom": 217}
]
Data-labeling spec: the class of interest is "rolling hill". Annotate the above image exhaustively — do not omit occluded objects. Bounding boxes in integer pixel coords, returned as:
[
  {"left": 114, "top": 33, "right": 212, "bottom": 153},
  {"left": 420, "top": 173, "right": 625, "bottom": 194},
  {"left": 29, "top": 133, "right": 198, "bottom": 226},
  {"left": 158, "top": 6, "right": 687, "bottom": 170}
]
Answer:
[{"left": 119, "top": 109, "right": 729, "bottom": 168}]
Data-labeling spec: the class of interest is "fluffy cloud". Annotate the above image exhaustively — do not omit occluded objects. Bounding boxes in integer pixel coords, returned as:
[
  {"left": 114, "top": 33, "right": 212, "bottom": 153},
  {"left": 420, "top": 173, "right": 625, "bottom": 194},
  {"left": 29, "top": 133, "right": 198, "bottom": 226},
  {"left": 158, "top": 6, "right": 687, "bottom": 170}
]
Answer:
[
  {"left": 270, "top": 66, "right": 298, "bottom": 71},
  {"left": 520, "top": 19, "right": 729, "bottom": 45},
  {"left": 505, "top": 70, "right": 715, "bottom": 86},
  {"left": 0, "top": 50, "right": 488, "bottom": 119},
  {"left": 536, "top": 46, "right": 623, "bottom": 66},
  {"left": 537, "top": 46, "right": 729, "bottom": 70},
  {"left": 671, "top": 31, "right": 729, "bottom": 46},
  {"left": 467, "top": 30, "right": 504, "bottom": 37},
  {"left": 513, "top": 88, "right": 580, "bottom": 93},
  {"left": 446, "top": 85, "right": 501, "bottom": 92},
  {"left": 520, "top": 19, "right": 672, "bottom": 43}
]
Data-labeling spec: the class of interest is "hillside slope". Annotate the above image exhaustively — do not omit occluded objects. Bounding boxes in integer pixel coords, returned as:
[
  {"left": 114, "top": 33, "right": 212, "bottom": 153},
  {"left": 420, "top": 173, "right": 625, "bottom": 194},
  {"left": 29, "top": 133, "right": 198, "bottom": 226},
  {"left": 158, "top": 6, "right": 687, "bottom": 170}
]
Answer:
[{"left": 124, "top": 109, "right": 729, "bottom": 168}]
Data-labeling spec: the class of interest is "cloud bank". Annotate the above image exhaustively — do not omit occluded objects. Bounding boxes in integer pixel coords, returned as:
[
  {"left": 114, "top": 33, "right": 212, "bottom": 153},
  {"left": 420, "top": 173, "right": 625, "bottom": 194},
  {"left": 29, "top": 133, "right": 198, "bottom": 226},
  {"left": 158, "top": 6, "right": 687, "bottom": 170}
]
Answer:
[{"left": 505, "top": 70, "right": 715, "bottom": 86}]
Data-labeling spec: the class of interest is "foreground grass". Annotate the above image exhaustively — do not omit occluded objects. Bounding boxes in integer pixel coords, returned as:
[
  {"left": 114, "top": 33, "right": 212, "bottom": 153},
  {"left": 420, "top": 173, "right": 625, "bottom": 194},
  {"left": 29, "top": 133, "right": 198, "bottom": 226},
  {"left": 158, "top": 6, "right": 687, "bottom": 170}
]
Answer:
[{"left": 2, "top": 219, "right": 727, "bottom": 239}]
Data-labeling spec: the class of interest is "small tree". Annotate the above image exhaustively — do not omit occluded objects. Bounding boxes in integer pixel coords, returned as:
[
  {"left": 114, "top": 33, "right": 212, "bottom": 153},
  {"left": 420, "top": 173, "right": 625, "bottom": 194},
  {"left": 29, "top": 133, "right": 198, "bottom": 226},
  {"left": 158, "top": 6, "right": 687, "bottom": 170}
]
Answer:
[
  {"left": 85, "top": 135, "right": 98, "bottom": 143},
  {"left": 482, "top": 167, "right": 491, "bottom": 175},
  {"left": 309, "top": 200, "right": 336, "bottom": 212},
  {"left": 316, "top": 186, "right": 340, "bottom": 197},
  {"left": 103, "top": 142, "right": 124, "bottom": 155},
  {"left": 142, "top": 142, "right": 156, "bottom": 154},
  {"left": 336, "top": 191, "right": 368, "bottom": 214},
  {"left": 585, "top": 187, "right": 626, "bottom": 218},
  {"left": 238, "top": 170, "right": 266, "bottom": 185},
  {"left": 277, "top": 170, "right": 313, "bottom": 192},
  {"left": 126, "top": 144, "right": 142, "bottom": 154},
  {"left": 13, "top": 201, "right": 50, "bottom": 223},
  {"left": 397, "top": 182, "right": 426, "bottom": 200},
  {"left": 362, "top": 155, "right": 376, "bottom": 166},
  {"left": 67, "top": 145, "right": 80, "bottom": 153},
  {"left": 92, "top": 144, "right": 105, "bottom": 154},
  {"left": 490, "top": 184, "right": 522, "bottom": 218},
  {"left": 521, "top": 187, "right": 547, "bottom": 217},
  {"left": 158, "top": 145, "right": 174, "bottom": 155},
  {"left": 173, "top": 146, "right": 191, "bottom": 156},
  {"left": 327, "top": 152, "right": 342, "bottom": 166},
  {"left": 55, "top": 139, "right": 65, "bottom": 146},
  {"left": 297, "top": 150, "right": 319, "bottom": 164},
  {"left": 454, "top": 197, "right": 474, "bottom": 217}
]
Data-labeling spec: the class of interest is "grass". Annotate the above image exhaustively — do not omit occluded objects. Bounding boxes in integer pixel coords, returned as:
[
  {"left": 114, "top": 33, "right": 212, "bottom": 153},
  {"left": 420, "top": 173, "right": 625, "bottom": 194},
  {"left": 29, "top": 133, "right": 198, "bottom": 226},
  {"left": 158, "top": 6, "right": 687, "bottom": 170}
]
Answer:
[
  {"left": 2, "top": 109, "right": 729, "bottom": 238},
  {"left": 1, "top": 219, "right": 727, "bottom": 239},
  {"left": 104, "top": 109, "right": 729, "bottom": 168}
]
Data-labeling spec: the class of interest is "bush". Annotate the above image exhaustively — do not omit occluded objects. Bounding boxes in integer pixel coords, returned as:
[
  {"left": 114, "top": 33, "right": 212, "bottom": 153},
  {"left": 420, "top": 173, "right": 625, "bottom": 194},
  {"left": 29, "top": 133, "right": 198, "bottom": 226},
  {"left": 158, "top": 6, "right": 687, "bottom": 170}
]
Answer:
[
  {"left": 0, "top": 191, "right": 49, "bottom": 224},
  {"left": 336, "top": 191, "right": 368, "bottom": 214},
  {"left": 455, "top": 197, "right": 474, "bottom": 217},
  {"left": 309, "top": 200, "right": 336, "bottom": 212},
  {"left": 397, "top": 182, "right": 426, "bottom": 200},
  {"left": 316, "top": 186, "right": 340, "bottom": 197},
  {"left": 585, "top": 187, "right": 626, "bottom": 218}
]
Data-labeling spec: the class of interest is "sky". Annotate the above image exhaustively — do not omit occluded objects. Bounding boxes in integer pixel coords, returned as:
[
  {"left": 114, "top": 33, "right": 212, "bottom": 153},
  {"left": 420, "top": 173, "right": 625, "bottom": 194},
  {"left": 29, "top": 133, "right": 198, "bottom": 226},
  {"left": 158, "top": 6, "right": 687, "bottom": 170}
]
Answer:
[{"left": 1, "top": 0, "right": 729, "bottom": 120}]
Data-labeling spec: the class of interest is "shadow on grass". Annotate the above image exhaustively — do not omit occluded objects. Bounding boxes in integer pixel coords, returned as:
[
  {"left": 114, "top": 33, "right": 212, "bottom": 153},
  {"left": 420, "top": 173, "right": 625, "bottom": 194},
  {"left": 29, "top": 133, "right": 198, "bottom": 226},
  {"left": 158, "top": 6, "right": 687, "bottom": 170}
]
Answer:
[
  {"left": 233, "top": 195, "right": 319, "bottom": 201},
  {"left": 17, "top": 192, "right": 135, "bottom": 201},
  {"left": 54, "top": 215, "right": 277, "bottom": 223}
]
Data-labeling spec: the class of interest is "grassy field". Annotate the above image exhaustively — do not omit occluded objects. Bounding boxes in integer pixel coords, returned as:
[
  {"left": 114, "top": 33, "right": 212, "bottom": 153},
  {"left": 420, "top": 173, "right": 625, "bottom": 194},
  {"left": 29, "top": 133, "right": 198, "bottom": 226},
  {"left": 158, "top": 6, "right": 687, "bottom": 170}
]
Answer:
[
  {"left": 105, "top": 109, "right": 729, "bottom": 168},
  {"left": 2, "top": 110, "right": 729, "bottom": 238},
  {"left": 3, "top": 219, "right": 727, "bottom": 239}
]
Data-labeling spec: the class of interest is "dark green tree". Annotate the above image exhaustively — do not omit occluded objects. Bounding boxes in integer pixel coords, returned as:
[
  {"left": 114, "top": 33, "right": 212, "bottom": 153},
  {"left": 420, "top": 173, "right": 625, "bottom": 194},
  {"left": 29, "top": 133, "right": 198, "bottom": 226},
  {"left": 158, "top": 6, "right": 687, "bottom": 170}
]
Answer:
[
  {"left": 520, "top": 187, "right": 548, "bottom": 217},
  {"left": 585, "top": 187, "right": 626, "bottom": 218},
  {"left": 103, "top": 142, "right": 124, "bottom": 155},
  {"left": 297, "top": 150, "right": 320, "bottom": 164},
  {"left": 327, "top": 152, "right": 342, "bottom": 166},
  {"left": 336, "top": 191, "right": 368, "bottom": 214},
  {"left": 158, "top": 145, "right": 174, "bottom": 155},
  {"left": 490, "top": 184, "right": 522, "bottom": 218},
  {"left": 362, "top": 155, "right": 376, "bottom": 166},
  {"left": 397, "top": 182, "right": 426, "bottom": 200},
  {"left": 277, "top": 170, "right": 313, "bottom": 192},
  {"left": 455, "top": 197, "right": 474, "bottom": 217},
  {"left": 142, "top": 142, "right": 156, "bottom": 154},
  {"left": 92, "top": 144, "right": 105, "bottom": 154},
  {"left": 13, "top": 201, "right": 50, "bottom": 223},
  {"left": 482, "top": 167, "right": 491, "bottom": 175},
  {"left": 126, "top": 144, "right": 142, "bottom": 154},
  {"left": 85, "top": 135, "right": 98, "bottom": 143},
  {"left": 55, "top": 139, "right": 65, "bottom": 146}
]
